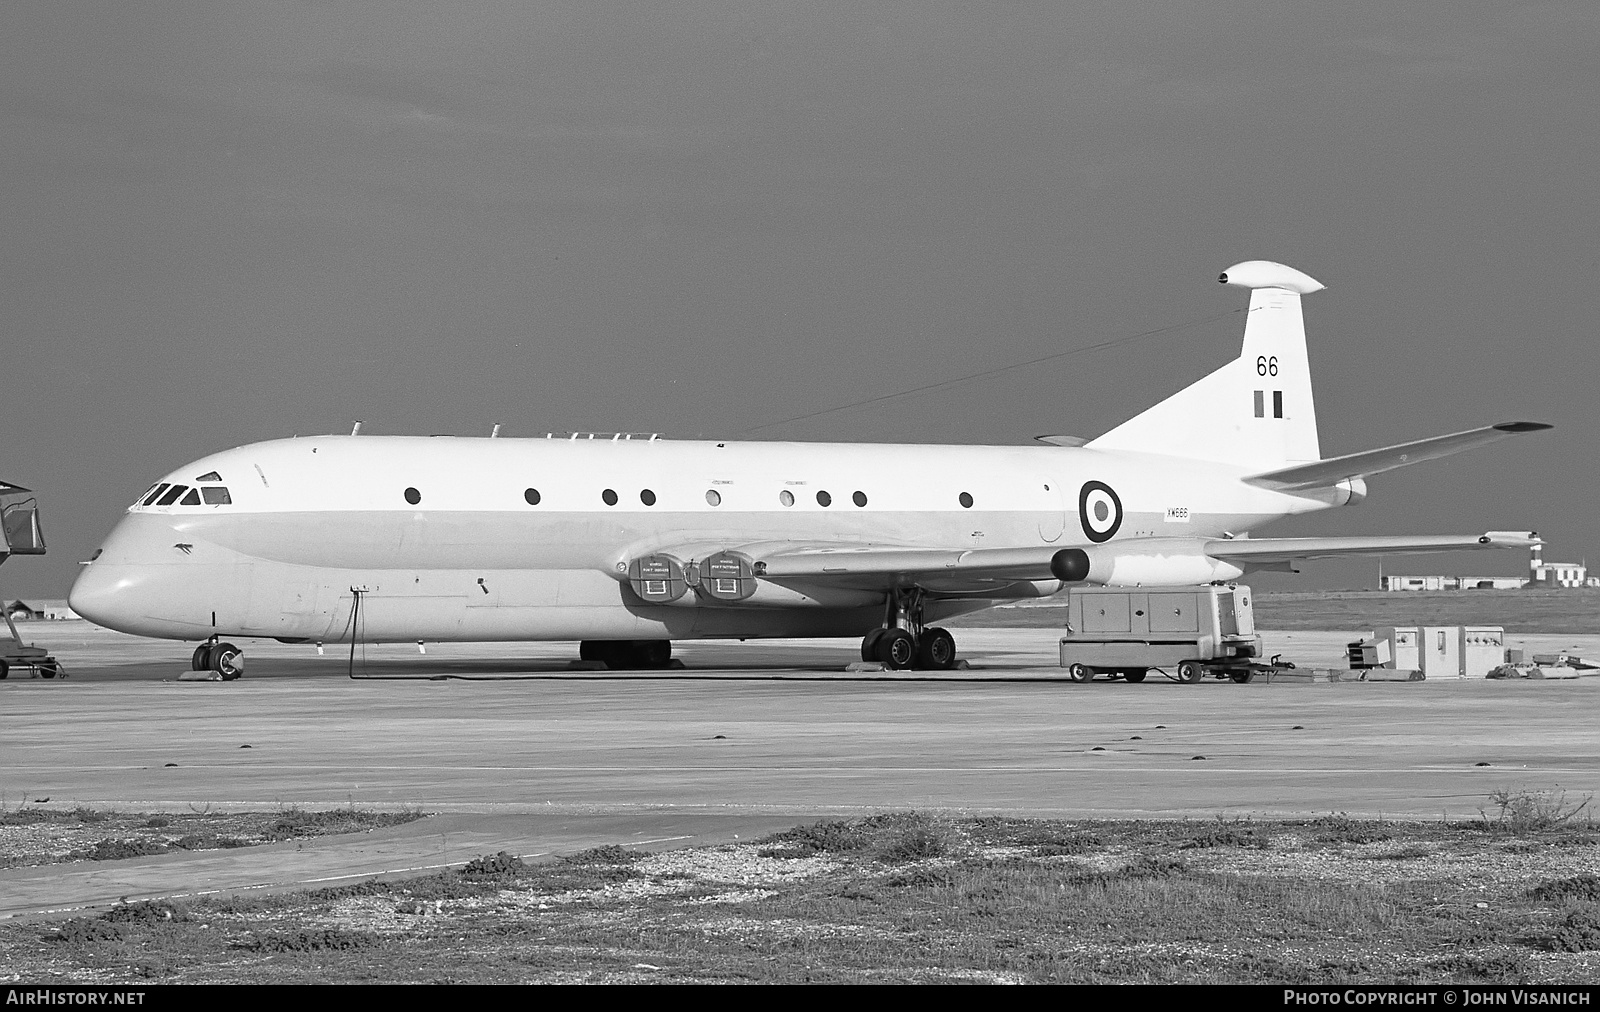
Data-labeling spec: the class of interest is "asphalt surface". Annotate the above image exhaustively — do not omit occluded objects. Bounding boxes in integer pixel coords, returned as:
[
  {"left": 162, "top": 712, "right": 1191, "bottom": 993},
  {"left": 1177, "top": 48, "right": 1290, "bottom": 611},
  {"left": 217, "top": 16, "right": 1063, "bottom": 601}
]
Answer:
[{"left": 4, "top": 622, "right": 1598, "bottom": 919}]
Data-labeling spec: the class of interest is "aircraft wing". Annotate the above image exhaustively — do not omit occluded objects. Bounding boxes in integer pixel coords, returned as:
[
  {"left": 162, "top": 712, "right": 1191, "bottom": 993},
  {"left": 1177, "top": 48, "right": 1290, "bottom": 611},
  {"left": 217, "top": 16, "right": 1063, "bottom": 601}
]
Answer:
[
  {"left": 1201, "top": 530, "right": 1541, "bottom": 565},
  {"left": 1243, "top": 421, "right": 1551, "bottom": 491},
  {"left": 753, "top": 544, "right": 1058, "bottom": 592},
  {"left": 745, "top": 530, "right": 1540, "bottom": 591}
]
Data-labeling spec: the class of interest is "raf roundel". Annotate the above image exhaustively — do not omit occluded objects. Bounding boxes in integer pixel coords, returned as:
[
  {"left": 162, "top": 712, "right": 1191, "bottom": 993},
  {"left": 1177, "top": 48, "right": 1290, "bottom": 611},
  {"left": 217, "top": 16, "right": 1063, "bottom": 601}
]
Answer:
[{"left": 1078, "top": 480, "right": 1123, "bottom": 543}]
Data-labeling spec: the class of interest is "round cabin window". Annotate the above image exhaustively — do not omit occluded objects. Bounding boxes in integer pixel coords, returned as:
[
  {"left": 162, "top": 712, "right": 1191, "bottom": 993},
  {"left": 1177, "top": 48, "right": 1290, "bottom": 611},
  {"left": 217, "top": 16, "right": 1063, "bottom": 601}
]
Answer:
[
  {"left": 816, "top": 490, "right": 832, "bottom": 507},
  {"left": 404, "top": 487, "right": 421, "bottom": 505},
  {"left": 640, "top": 489, "right": 656, "bottom": 506},
  {"left": 705, "top": 489, "right": 721, "bottom": 507},
  {"left": 852, "top": 491, "right": 867, "bottom": 507},
  {"left": 524, "top": 488, "right": 541, "bottom": 505},
  {"left": 602, "top": 489, "right": 618, "bottom": 506},
  {"left": 959, "top": 492, "right": 973, "bottom": 508},
  {"left": 779, "top": 490, "right": 794, "bottom": 507}
]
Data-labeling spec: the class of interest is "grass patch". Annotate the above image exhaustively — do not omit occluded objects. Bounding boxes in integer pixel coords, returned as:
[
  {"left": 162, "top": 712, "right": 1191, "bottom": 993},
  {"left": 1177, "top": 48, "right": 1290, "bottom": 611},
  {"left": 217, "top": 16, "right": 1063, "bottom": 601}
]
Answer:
[
  {"left": 9, "top": 806, "right": 1600, "bottom": 984},
  {"left": 0, "top": 805, "right": 429, "bottom": 869}
]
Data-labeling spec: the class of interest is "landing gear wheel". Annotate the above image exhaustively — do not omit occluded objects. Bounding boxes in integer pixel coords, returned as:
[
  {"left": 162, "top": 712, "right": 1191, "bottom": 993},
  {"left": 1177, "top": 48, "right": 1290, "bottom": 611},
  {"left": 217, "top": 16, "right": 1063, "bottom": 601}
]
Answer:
[
  {"left": 1066, "top": 663, "right": 1092, "bottom": 683},
  {"left": 1177, "top": 660, "right": 1204, "bottom": 684},
  {"left": 579, "top": 641, "right": 605, "bottom": 663},
  {"left": 1229, "top": 669, "right": 1255, "bottom": 684},
  {"left": 1124, "top": 669, "right": 1147, "bottom": 683},
  {"left": 861, "top": 628, "right": 887, "bottom": 663},
  {"left": 876, "top": 628, "right": 916, "bottom": 670},
  {"left": 211, "top": 643, "right": 243, "bottom": 681},
  {"left": 191, "top": 644, "right": 212, "bottom": 671},
  {"left": 915, "top": 627, "right": 957, "bottom": 670}
]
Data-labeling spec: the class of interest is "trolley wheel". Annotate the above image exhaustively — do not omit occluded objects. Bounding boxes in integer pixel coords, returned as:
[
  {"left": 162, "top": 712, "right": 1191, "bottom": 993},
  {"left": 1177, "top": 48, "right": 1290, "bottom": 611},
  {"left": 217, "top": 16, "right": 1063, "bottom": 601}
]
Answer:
[
  {"left": 0, "top": 658, "right": 8, "bottom": 679},
  {"left": 1177, "top": 660, "right": 1205, "bottom": 683},
  {"left": 39, "top": 661, "right": 58, "bottom": 679},
  {"left": 1066, "top": 663, "right": 1092, "bottom": 683},
  {"left": 1124, "top": 669, "right": 1147, "bottom": 683},
  {"left": 1229, "top": 669, "right": 1255, "bottom": 684}
]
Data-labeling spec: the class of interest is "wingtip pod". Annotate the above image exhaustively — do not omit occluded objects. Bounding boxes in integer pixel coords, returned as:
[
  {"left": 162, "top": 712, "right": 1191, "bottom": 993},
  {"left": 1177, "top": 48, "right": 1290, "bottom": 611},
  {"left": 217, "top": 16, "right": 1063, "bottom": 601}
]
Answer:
[
  {"left": 1492, "top": 421, "right": 1554, "bottom": 434},
  {"left": 1481, "top": 530, "right": 1541, "bottom": 547},
  {"left": 1218, "top": 261, "right": 1325, "bottom": 295}
]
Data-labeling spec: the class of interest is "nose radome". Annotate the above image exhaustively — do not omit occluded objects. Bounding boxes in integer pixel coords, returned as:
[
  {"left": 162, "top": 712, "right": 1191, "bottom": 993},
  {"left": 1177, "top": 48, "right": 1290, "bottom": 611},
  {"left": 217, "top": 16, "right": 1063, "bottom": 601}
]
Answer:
[{"left": 69, "top": 561, "right": 142, "bottom": 634}]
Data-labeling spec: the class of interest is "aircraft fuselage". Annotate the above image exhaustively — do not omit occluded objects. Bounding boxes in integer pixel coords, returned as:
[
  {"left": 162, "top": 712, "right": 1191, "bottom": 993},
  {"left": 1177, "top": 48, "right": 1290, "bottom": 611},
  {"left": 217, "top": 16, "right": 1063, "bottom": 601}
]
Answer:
[{"left": 70, "top": 434, "right": 1326, "bottom": 644}]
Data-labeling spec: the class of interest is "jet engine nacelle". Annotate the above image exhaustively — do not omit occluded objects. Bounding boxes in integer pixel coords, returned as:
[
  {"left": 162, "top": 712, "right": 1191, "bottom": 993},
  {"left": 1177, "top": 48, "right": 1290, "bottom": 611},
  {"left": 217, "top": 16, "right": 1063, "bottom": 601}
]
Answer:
[{"left": 1050, "top": 542, "right": 1246, "bottom": 588}]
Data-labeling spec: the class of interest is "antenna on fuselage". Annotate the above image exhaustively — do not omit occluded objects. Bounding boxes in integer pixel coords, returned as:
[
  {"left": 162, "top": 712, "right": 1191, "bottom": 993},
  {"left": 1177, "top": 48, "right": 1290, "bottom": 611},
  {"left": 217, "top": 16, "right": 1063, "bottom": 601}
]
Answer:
[
  {"left": 350, "top": 421, "right": 363, "bottom": 436},
  {"left": 490, "top": 423, "right": 502, "bottom": 438}
]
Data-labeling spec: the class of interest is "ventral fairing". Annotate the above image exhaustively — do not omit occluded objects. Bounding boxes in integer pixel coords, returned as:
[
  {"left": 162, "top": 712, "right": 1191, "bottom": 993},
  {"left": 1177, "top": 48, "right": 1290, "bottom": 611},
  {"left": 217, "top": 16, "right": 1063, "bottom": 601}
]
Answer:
[{"left": 71, "top": 262, "right": 1548, "bottom": 675}]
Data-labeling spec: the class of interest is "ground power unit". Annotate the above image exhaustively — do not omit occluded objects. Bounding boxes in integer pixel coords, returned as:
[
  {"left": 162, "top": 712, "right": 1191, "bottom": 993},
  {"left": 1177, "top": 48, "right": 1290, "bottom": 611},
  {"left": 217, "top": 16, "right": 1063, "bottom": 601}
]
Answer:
[{"left": 1059, "top": 584, "right": 1266, "bottom": 683}]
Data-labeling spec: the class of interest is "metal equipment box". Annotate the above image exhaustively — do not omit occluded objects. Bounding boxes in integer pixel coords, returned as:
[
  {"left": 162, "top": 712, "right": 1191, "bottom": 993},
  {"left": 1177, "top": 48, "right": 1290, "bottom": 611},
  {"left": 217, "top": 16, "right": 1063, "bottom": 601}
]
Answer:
[
  {"left": 1461, "top": 626, "right": 1506, "bottom": 678},
  {"left": 1374, "top": 627, "right": 1420, "bottom": 670},
  {"left": 1419, "top": 625, "right": 1462, "bottom": 680},
  {"left": 1059, "top": 585, "right": 1261, "bottom": 682}
]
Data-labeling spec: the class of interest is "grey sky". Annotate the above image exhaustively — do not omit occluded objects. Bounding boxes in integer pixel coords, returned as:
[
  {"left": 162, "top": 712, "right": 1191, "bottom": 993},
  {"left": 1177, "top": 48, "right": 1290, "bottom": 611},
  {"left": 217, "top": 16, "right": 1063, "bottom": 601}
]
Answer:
[{"left": 2, "top": 1, "right": 1596, "bottom": 597}]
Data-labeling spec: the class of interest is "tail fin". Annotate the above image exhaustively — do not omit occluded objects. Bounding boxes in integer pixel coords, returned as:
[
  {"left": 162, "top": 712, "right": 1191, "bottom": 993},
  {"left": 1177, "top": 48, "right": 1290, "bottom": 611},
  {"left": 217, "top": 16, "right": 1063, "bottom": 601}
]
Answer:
[{"left": 1086, "top": 261, "right": 1324, "bottom": 469}]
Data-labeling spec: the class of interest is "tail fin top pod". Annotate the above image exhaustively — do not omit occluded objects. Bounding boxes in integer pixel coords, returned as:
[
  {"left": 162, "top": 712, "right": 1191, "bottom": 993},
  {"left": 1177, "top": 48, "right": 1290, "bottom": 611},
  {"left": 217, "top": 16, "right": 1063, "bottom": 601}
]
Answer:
[{"left": 1086, "top": 261, "right": 1324, "bottom": 469}]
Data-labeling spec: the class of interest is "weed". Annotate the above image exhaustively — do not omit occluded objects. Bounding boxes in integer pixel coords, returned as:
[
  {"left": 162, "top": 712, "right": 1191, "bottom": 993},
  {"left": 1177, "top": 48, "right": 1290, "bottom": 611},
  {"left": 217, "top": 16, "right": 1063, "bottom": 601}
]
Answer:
[
  {"left": 67, "top": 838, "right": 169, "bottom": 861},
  {"left": 1104, "top": 855, "right": 1187, "bottom": 880},
  {"left": 103, "top": 899, "right": 187, "bottom": 924},
  {"left": 1307, "top": 814, "right": 1396, "bottom": 845},
  {"left": 45, "top": 918, "right": 124, "bottom": 945},
  {"left": 239, "top": 928, "right": 379, "bottom": 953},
  {"left": 1479, "top": 788, "right": 1593, "bottom": 833},
  {"left": 1428, "top": 951, "right": 1529, "bottom": 983},
  {"left": 873, "top": 819, "right": 952, "bottom": 863},
  {"left": 1529, "top": 874, "right": 1600, "bottom": 903},
  {"left": 1176, "top": 816, "right": 1270, "bottom": 850},
  {"left": 143, "top": 816, "right": 170, "bottom": 829},
  {"left": 561, "top": 844, "right": 642, "bottom": 865},
  {"left": 463, "top": 851, "right": 526, "bottom": 878},
  {"left": 760, "top": 819, "right": 871, "bottom": 855},
  {"left": 1549, "top": 904, "right": 1600, "bottom": 952}
]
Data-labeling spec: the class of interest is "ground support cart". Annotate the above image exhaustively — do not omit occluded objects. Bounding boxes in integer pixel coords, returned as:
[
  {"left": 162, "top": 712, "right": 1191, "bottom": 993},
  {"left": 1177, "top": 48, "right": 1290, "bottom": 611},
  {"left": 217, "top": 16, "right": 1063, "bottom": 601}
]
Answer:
[{"left": 1058, "top": 584, "right": 1277, "bottom": 684}]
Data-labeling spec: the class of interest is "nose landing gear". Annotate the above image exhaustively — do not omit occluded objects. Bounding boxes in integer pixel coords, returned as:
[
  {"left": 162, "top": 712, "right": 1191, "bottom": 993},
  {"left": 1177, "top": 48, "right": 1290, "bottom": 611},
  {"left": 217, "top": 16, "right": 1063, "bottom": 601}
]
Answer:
[
  {"left": 192, "top": 638, "right": 244, "bottom": 680},
  {"left": 860, "top": 589, "right": 959, "bottom": 671}
]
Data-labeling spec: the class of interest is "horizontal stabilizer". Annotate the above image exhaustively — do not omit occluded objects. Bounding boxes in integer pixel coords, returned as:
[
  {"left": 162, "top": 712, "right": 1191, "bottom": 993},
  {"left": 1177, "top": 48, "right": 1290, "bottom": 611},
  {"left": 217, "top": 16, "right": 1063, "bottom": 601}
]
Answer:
[
  {"left": 1244, "top": 422, "right": 1552, "bottom": 491},
  {"left": 1203, "top": 530, "right": 1541, "bottom": 564}
]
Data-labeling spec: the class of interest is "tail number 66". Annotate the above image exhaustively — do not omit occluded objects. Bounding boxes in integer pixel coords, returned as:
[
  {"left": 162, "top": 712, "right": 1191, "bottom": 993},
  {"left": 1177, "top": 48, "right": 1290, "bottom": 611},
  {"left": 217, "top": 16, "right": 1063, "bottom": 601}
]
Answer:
[{"left": 1256, "top": 356, "right": 1278, "bottom": 376}]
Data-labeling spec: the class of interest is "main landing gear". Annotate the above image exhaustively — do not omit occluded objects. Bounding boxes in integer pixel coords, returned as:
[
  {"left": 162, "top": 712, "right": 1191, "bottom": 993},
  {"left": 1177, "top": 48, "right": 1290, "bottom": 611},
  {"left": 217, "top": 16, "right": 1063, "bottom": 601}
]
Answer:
[
  {"left": 860, "top": 589, "right": 959, "bottom": 671},
  {"left": 191, "top": 638, "right": 244, "bottom": 680},
  {"left": 580, "top": 639, "right": 674, "bottom": 671}
]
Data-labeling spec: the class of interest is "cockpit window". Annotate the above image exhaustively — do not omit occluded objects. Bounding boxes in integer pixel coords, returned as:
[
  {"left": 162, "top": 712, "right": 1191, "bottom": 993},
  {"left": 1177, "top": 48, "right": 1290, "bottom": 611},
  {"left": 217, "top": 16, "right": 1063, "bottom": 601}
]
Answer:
[
  {"left": 195, "top": 471, "right": 221, "bottom": 482},
  {"left": 156, "top": 485, "right": 189, "bottom": 506},
  {"left": 141, "top": 483, "right": 171, "bottom": 507},
  {"left": 201, "top": 487, "right": 232, "bottom": 505},
  {"left": 181, "top": 488, "right": 201, "bottom": 506}
]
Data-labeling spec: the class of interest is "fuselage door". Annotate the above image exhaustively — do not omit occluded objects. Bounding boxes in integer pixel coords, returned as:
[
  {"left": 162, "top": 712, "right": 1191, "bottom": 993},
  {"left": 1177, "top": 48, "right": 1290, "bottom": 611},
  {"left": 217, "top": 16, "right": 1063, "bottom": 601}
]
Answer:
[{"left": 1037, "top": 480, "right": 1066, "bottom": 543}]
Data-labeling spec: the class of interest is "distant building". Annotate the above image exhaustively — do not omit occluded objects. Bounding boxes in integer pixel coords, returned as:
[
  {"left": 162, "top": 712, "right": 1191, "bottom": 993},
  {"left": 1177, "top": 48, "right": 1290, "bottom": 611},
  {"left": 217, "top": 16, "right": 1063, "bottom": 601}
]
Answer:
[
  {"left": 1382, "top": 575, "right": 1526, "bottom": 591},
  {"left": 1383, "top": 545, "right": 1598, "bottom": 591}
]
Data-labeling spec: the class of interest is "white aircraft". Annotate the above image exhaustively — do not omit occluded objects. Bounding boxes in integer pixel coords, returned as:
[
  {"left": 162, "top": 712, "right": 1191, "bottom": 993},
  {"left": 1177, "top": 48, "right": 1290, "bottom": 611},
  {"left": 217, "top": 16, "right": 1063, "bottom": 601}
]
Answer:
[{"left": 70, "top": 261, "right": 1547, "bottom": 676}]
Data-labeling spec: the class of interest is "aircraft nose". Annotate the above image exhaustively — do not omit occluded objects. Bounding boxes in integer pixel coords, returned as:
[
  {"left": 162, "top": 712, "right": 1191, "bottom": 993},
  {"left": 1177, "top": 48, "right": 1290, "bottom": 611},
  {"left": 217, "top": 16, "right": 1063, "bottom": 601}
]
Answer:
[{"left": 69, "top": 557, "right": 144, "bottom": 634}]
